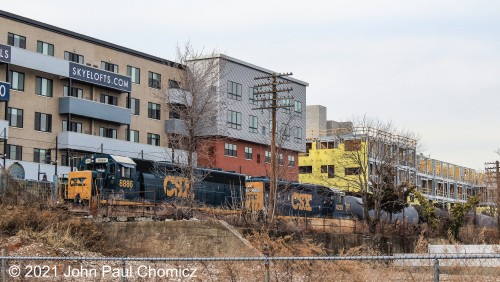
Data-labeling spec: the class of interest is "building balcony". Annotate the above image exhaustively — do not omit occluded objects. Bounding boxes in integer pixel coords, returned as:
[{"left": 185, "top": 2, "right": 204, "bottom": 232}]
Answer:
[
  {"left": 165, "top": 119, "right": 188, "bottom": 136},
  {"left": 57, "top": 132, "right": 190, "bottom": 163},
  {"left": 167, "top": 88, "right": 192, "bottom": 105},
  {"left": 59, "top": 96, "right": 131, "bottom": 125},
  {"left": 0, "top": 119, "right": 8, "bottom": 139}
]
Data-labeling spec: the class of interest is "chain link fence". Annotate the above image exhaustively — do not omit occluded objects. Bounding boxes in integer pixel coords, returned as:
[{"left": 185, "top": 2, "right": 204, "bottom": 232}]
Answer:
[{"left": 0, "top": 254, "right": 499, "bottom": 281}]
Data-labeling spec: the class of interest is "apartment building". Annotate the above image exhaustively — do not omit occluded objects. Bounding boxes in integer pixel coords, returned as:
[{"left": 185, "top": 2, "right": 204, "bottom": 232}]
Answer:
[
  {"left": 183, "top": 55, "right": 308, "bottom": 181},
  {"left": 301, "top": 105, "right": 487, "bottom": 207},
  {"left": 0, "top": 10, "right": 186, "bottom": 180}
]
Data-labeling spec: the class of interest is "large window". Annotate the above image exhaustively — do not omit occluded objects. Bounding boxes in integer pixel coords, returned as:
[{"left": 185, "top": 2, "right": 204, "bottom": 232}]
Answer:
[
  {"left": 64, "top": 51, "right": 84, "bottom": 64},
  {"left": 244, "top": 147, "right": 253, "bottom": 160},
  {"left": 288, "top": 155, "right": 295, "bottom": 167},
  {"left": 249, "top": 115, "right": 258, "bottom": 133},
  {"left": 294, "top": 100, "right": 302, "bottom": 115},
  {"left": 34, "top": 149, "right": 50, "bottom": 163},
  {"left": 148, "top": 102, "right": 161, "bottom": 119},
  {"left": 127, "top": 129, "right": 139, "bottom": 143},
  {"left": 224, "top": 143, "right": 237, "bottom": 157},
  {"left": 9, "top": 71, "right": 24, "bottom": 91},
  {"left": 62, "top": 120, "right": 82, "bottom": 133},
  {"left": 35, "top": 112, "right": 52, "bottom": 132},
  {"left": 7, "top": 33, "right": 26, "bottom": 49},
  {"left": 345, "top": 167, "right": 360, "bottom": 175},
  {"left": 265, "top": 151, "right": 271, "bottom": 163},
  {"left": 35, "top": 77, "right": 53, "bottom": 97},
  {"left": 99, "top": 127, "right": 117, "bottom": 139},
  {"left": 227, "top": 110, "right": 241, "bottom": 129},
  {"left": 321, "top": 165, "right": 335, "bottom": 178},
  {"left": 298, "top": 166, "right": 313, "bottom": 174},
  {"left": 100, "top": 94, "right": 118, "bottom": 106},
  {"left": 147, "top": 133, "right": 160, "bottom": 146},
  {"left": 37, "top": 41, "right": 54, "bottom": 56},
  {"left": 168, "top": 79, "right": 180, "bottom": 89},
  {"left": 101, "top": 61, "right": 119, "bottom": 73},
  {"left": 7, "top": 144, "right": 22, "bottom": 161},
  {"left": 63, "top": 86, "right": 83, "bottom": 98},
  {"left": 227, "top": 81, "right": 242, "bottom": 100},
  {"left": 127, "top": 98, "right": 140, "bottom": 115},
  {"left": 127, "top": 66, "right": 140, "bottom": 84},
  {"left": 7, "top": 108, "right": 23, "bottom": 128},
  {"left": 248, "top": 87, "right": 259, "bottom": 105},
  {"left": 294, "top": 126, "right": 302, "bottom": 143},
  {"left": 148, "top": 71, "right": 161, "bottom": 89},
  {"left": 278, "top": 153, "right": 284, "bottom": 165},
  {"left": 282, "top": 99, "right": 292, "bottom": 113}
]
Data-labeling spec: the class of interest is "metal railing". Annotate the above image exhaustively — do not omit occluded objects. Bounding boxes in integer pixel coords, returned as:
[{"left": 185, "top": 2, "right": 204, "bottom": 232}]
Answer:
[{"left": 1, "top": 254, "right": 499, "bottom": 281}]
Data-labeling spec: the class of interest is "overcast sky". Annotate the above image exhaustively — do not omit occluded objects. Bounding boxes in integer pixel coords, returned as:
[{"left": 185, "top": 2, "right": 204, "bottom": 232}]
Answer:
[{"left": 2, "top": 1, "right": 499, "bottom": 169}]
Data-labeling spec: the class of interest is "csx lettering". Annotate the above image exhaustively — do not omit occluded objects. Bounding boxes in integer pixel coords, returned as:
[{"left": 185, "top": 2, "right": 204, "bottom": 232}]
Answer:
[
  {"left": 70, "top": 177, "right": 87, "bottom": 187},
  {"left": 164, "top": 176, "right": 189, "bottom": 198},
  {"left": 291, "top": 192, "right": 312, "bottom": 211},
  {"left": 119, "top": 179, "right": 133, "bottom": 189}
]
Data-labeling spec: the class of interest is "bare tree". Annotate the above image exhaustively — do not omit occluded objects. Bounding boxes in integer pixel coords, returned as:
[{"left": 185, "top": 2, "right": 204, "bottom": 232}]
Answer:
[
  {"left": 161, "top": 43, "right": 226, "bottom": 213},
  {"left": 333, "top": 116, "right": 418, "bottom": 234}
]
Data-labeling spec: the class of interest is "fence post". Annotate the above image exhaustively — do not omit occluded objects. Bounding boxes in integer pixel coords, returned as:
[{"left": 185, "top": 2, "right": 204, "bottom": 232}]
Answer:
[
  {"left": 263, "top": 246, "right": 270, "bottom": 282},
  {"left": 121, "top": 257, "right": 126, "bottom": 282},
  {"left": 433, "top": 258, "right": 439, "bottom": 282},
  {"left": 1, "top": 248, "right": 6, "bottom": 282}
]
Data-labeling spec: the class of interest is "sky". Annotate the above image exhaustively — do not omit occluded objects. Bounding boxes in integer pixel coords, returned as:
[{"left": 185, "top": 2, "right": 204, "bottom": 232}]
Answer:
[{"left": 2, "top": 1, "right": 499, "bottom": 169}]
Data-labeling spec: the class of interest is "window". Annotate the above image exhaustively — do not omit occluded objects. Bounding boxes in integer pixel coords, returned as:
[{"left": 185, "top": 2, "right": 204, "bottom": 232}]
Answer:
[
  {"left": 147, "top": 133, "right": 160, "bottom": 146},
  {"left": 35, "top": 77, "right": 53, "bottom": 97},
  {"left": 63, "top": 86, "right": 83, "bottom": 98},
  {"left": 64, "top": 51, "right": 84, "bottom": 64},
  {"left": 227, "top": 110, "right": 241, "bottom": 129},
  {"left": 321, "top": 165, "right": 335, "bottom": 178},
  {"left": 36, "top": 41, "right": 54, "bottom": 56},
  {"left": 35, "top": 112, "right": 52, "bottom": 132},
  {"left": 7, "top": 144, "right": 22, "bottom": 161},
  {"left": 248, "top": 87, "right": 258, "bottom": 105},
  {"left": 345, "top": 167, "right": 360, "bottom": 175},
  {"left": 282, "top": 99, "right": 291, "bottom": 113},
  {"left": 299, "top": 166, "right": 313, "bottom": 174},
  {"left": 288, "top": 155, "right": 295, "bottom": 167},
  {"left": 168, "top": 79, "right": 180, "bottom": 89},
  {"left": 227, "top": 81, "right": 242, "bottom": 100},
  {"left": 244, "top": 147, "right": 253, "bottom": 160},
  {"left": 169, "top": 103, "right": 186, "bottom": 119},
  {"left": 278, "top": 153, "right": 284, "bottom": 165},
  {"left": 127, "top": 129, "right": 139, "bottom": 143},
  {"left": 148, "top": 71, "right": 161, "bottom": 89},
  {"left": 34, "top": 149, "right": 50, "bottom": 163},
  {"left": 282, "top": 124, "right": 290, "bottom": 141},
  {"left": 265, "top": 151, "right": 271, "bottom": 163},
  {"left": 249, "top": 115, "right": 258, "bottom": 133},
  {"left": 100, "top": 94, "right": 118, "bottom": 106},
  {"left": 7, "top": 108, "right": 23, "bottom": 128},
  {"left": 148, "top": 102, "right": 161, "bottom": 119},
  {"left": 224, "top": 143, "right": 237, "bottom": 157},
  {"left": 127, "top": 98, "right": 140, "bottom": 115},
  {"left": 99, "top": 127, "right": 117, "bottom": 139},
  {"left": 121, "top": 167, "right": 132, "bottom": 178},
  {"left": 101, "top": 61, "right": 119, "bottom": 73},
  {"left": 345, "top": 140, "right": 361, "bottom": 151},
  {"left": 7, "top": 33, "right": 26, "bottom": 49},
  {"left": 294, "top": 126, "right": 302, "bottom": 143},
  {"left": 294, "top": 100, "right": 302, "bottom": 115},
  {"left": 9, "top": 71, "right": 24, "bottom": 91},
  {"left": 62, "top": 120, "right": 82, "bottom": 133},
  {"left": 127, "top": 66, "right": 140, "bottom": 84}
]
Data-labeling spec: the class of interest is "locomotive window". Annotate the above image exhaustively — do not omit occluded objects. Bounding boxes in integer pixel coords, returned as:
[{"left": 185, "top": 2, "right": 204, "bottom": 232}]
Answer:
[{"left": 121, "top": 167, "right": 131, "bottom": 178}]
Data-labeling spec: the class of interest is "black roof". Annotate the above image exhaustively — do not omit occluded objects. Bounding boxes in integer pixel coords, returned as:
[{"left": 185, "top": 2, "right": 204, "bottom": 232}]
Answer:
[{"left": 0, "top": 10, "right": 182, "bottom": 68}]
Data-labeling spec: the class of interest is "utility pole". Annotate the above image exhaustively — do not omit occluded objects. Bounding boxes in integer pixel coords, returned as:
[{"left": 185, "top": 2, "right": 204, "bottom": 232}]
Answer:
[
  {"left": 253, "top": 72, "right": 293, "bottom": 222},
  {"left": 485, "top": 160, "right": 500, "bottom": 235}
]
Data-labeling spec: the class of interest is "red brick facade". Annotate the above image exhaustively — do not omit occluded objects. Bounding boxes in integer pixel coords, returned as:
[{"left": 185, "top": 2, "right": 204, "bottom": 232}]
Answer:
[{"left": 197, "top": 139, "right": 299, "bottom": 181}]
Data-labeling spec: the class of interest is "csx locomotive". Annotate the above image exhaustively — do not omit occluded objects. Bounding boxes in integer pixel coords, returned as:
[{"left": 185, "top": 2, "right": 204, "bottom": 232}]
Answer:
[{"left": 62, "top": 153, "right": 353, "bottom": 219}]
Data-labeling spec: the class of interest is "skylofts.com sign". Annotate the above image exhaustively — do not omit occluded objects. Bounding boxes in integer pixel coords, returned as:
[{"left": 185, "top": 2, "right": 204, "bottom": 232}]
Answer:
[
  {"left": 0, "top": 44, "right": 11, "bottom": 63},
  {"left": 69, "top": 62, "right": 131, "bottom": 92}
]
